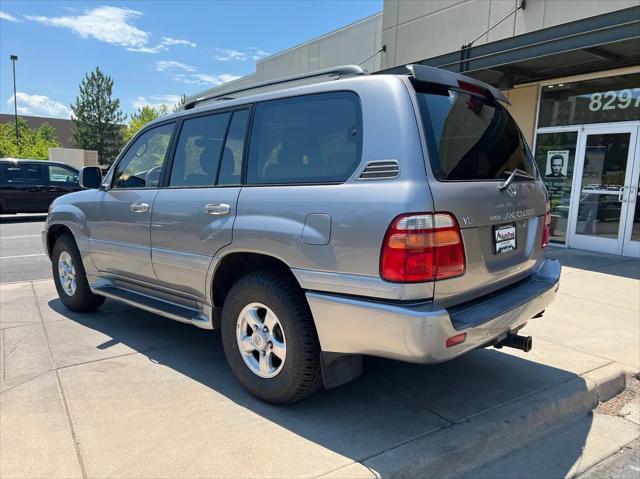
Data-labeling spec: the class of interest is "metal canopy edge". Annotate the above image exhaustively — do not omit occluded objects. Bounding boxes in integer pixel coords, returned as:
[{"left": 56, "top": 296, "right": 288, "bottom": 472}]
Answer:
[{"left": 382, "top": 5, "right": 639, "bottom": 85}]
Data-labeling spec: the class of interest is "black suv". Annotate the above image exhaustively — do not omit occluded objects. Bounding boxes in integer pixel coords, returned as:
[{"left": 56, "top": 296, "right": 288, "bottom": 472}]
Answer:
[{"left": 0, "top": 158, "right": 81, "bottom": 214}]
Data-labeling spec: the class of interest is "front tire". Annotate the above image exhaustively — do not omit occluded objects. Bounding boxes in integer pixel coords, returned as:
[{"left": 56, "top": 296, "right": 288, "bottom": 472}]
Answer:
[
  {"left": 52, "top": 234, "right": 105, "bottom": 312},
  {"left": 221, "top": 271, "right": 322, "bottom": 404}
]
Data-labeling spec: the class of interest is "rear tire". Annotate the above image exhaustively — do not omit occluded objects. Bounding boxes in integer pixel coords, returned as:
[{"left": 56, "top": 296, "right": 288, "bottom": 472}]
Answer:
[
  {"left": 52, "top": 234, "right": 105, "bottom": 312},
  {"left": 221, "top": 271, "right": 322, "bottom": 404}
]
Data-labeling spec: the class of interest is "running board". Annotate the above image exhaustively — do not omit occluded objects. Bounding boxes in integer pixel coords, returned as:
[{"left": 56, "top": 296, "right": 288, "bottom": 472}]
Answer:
[{"left": 93, "top": 286, "right": 213, "bottom": 330}]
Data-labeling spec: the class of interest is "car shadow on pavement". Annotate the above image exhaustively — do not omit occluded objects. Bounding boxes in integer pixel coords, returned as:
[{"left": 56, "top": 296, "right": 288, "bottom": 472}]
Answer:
[{"left": 46, "top": 297, "right": 593, "bottom": 477}]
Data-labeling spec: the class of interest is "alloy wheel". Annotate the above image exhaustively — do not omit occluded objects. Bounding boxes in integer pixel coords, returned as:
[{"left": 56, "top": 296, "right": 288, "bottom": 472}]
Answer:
[
  {"left": 236, "top": 302, "right": 286, "bottom": 378},
  {"left": 58, "top": 251, "right": 77, "bottom": 296}
]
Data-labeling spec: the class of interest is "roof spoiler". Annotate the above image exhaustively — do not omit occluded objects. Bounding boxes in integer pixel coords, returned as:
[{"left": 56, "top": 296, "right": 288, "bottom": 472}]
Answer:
[{"left": 406, "top": 64, "right": 510, "bottom": 105}]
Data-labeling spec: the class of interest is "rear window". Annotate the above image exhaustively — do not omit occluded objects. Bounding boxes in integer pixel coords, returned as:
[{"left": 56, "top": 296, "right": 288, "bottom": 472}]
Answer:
[
  {"left": 246, "top": 91, "right": 362, "bottom": 185},
  {"left": 417, "top": 90, "right": 536, "bottom": 181}
]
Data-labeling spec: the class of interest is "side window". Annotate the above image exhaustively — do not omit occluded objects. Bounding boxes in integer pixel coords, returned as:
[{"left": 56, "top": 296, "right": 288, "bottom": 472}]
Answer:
[
  {"left": 217, "top": 109, "right": 249, "bottom": 185},
  {"left": 246, "top": 92, "right": 362, "bottom": 185},
  {"left": 169, "top": 112, "right": 230, "bottom": 187},
  {"left": 5, "top": 163, "right": 45, "bottom": 185},
  {"left": 48, "top": 165, "right": 79, "bottom": 186},
  {"left": 112, "top": 123, "right": 174, "bottom": 189}
]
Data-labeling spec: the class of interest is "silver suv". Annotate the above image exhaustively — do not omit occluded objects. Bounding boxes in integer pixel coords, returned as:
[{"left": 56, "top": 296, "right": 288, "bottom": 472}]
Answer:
[{"left": 43, "top": 65, "right": 560, "bottom": 404}]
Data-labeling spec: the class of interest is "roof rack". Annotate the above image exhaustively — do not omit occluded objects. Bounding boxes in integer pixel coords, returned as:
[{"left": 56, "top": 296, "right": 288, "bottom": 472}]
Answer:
[{"left": 182, "top": 64, "right": 367, "bottom": 110}]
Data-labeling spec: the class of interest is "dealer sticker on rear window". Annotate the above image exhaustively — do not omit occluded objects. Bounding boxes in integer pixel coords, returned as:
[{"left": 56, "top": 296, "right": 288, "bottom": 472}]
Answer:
[{"left": 494, "top": 223, "right": 516, "bottom": 254}]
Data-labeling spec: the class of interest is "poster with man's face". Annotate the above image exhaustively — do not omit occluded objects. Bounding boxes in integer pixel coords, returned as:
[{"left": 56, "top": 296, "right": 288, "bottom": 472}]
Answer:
[{"left": 546, "top": 150, "right": 569, "bottom": 178}]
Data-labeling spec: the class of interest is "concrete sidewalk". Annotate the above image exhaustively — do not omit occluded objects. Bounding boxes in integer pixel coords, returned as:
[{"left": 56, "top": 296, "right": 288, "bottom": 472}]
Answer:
[{"left": 1, "top": 248, "right": 638, "bottom": 478}]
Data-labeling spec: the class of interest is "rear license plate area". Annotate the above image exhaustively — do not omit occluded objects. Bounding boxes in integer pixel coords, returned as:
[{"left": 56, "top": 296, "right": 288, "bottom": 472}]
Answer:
[{"left": 494, "top": 223, "right": 516, "bottom": 254}]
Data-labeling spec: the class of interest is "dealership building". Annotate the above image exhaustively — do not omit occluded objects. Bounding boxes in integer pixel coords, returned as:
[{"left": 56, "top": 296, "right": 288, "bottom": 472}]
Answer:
[{"left": 205, "top": 0, "right": 640, "bottom": 257}]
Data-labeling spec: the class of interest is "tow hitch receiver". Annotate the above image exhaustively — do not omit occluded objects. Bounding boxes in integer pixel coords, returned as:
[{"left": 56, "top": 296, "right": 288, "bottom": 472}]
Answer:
[{"left": 494, "top": 334, "right": 533, "bottom": 353}]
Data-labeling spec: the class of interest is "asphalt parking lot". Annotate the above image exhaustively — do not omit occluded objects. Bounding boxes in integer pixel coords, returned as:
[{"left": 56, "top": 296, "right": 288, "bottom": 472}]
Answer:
[
  {"left": 0, "top": 214, "right": 50, "bottom": 283},
  {"left": 1, "top": 220, "right": 639, "bottom": 478}
]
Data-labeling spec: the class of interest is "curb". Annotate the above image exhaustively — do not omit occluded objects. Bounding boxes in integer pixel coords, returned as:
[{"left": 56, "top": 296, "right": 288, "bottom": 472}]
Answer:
[
  {"left": 360, "top": 365, "right": 627, "bottom": 479},
  {"left": 582, "top": 362, "right": 629, "bottom": 403}
]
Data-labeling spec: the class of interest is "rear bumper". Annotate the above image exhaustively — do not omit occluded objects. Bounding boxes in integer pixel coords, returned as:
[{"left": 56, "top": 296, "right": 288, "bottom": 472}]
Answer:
[{"left": 306, "top": 259, "right": 561, "bottom": 364}]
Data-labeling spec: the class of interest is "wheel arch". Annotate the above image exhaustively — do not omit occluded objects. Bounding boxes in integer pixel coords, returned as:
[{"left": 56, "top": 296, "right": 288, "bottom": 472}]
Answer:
[
  {"left": 210, "top": 252, "right": 302, "bottom": 309},
  {"left": 46, "top": 224, "right": 75, "bottom": 257}
]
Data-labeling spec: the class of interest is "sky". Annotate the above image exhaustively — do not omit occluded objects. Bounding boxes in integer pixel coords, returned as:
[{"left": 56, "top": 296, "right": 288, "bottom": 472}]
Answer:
[{"left": 0, "top": 1, "right": 381, "bottom": 119}]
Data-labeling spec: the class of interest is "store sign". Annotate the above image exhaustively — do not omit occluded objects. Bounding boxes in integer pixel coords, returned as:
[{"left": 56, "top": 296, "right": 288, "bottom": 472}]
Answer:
[
  {"left": 538, "top": 73, "right": 640, "bottom": 127},
  {"left": 587, "top": 89, "right": 640, "bottom": 112}
]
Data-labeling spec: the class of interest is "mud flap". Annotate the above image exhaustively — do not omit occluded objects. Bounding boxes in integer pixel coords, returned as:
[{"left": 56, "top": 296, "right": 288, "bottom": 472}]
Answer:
[{"left": 320, "top": 352, "right": 363, "bottom": 389}]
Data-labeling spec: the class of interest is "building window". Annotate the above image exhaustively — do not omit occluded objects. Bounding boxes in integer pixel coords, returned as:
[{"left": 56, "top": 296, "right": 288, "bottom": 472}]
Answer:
[{"left": 538, "top": 73, "right": 640, "bottom": 127}]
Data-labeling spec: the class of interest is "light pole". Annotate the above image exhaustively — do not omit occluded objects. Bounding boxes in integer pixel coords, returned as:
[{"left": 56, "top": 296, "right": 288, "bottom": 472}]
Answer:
[{"left": 10, "top": 55, "right": 18, "bottom": 147}]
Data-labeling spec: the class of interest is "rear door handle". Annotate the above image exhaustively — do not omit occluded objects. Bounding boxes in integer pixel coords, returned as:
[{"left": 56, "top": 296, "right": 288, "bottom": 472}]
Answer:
[
  {"left": 204, "top": 203, "right": 230, "bottom": 215},
  {"left": 130, "top": 202, "right": 149, "bottom": 213}
]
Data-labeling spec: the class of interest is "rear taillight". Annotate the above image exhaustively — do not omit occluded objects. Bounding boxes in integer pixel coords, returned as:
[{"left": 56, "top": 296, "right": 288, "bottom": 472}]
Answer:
[
  {"left": 542, "top": 205, "right": 551, "bottom": 248},
  {"left": 380, "top": 213, "right": 466, "bottom": 283}
]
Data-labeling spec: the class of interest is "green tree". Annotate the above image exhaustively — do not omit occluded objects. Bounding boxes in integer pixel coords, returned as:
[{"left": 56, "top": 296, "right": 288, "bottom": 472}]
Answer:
[
  {"left": 37, "top": 122, "right": 58, "bottom": 143},
  {"left": 0, "top": 117, "right": 60, "bottom": 160},
  {"left": 0, "top": 122, "right": 19, "bottom": 158},
  {"left": 123, "top": 103, "right": 173, "bottom": 142},
  {"left": 70, "top": 67, "right": 125, "bottom": 164},
  {"left": 124, "top": 106, "right": 160, "bottom": 143}
]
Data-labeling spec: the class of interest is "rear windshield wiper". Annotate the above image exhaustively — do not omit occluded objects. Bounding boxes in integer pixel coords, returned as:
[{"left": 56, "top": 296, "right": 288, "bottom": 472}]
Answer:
[{"left": 499, "top": 169, "right": 536, "bottom": 191}]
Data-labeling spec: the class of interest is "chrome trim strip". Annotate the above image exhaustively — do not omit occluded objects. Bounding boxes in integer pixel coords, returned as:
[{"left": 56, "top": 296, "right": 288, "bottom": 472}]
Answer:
[
  {"left": 151, "top": 247, "right": 212, "bottom": 273},
  {"left": 292, "top": 269, "right": 402, "bottom": 296},
  {"left": 90, "top": 238, "right": 147, "bottom": 256},
  {"left": 291, "top": 268, "right": 433, "bottom": 300}
]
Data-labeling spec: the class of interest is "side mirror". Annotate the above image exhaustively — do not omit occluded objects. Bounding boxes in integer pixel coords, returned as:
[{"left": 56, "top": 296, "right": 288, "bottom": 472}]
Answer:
[{"left": 79, "top": 167, "right": 102, "bottom": 189}]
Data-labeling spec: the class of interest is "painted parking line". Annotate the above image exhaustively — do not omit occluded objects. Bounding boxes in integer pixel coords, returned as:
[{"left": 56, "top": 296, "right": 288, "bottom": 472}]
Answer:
[
  {"left": 0, "top": 253, "right": 47, "bottom": 259},
  {"left": 0, "top": 235, "right": 42, "bottom": 239}
]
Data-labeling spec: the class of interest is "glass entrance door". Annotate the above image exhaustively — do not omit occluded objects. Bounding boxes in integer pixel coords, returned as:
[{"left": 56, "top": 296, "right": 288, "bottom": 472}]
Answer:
[
  {"left": 568, "top": 125, "right": 639, "bottom": 256},
  {"left": 622, "top": 154, "right": 640, "bottom": 257}
]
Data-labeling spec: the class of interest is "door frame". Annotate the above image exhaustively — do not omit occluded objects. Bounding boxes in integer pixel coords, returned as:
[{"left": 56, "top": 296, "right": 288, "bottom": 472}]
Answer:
[
  {"left": 621, "top": 129, "right": 640, "bottom": 257},
  {"left": 565, "top": 123, "right": 640, "bottom": 255}
]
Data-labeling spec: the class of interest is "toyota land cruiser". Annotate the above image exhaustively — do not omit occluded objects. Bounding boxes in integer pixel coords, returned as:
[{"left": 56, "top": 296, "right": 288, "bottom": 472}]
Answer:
[{"left": 43, "top": 64, "right": 560, "bottom": 404}]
